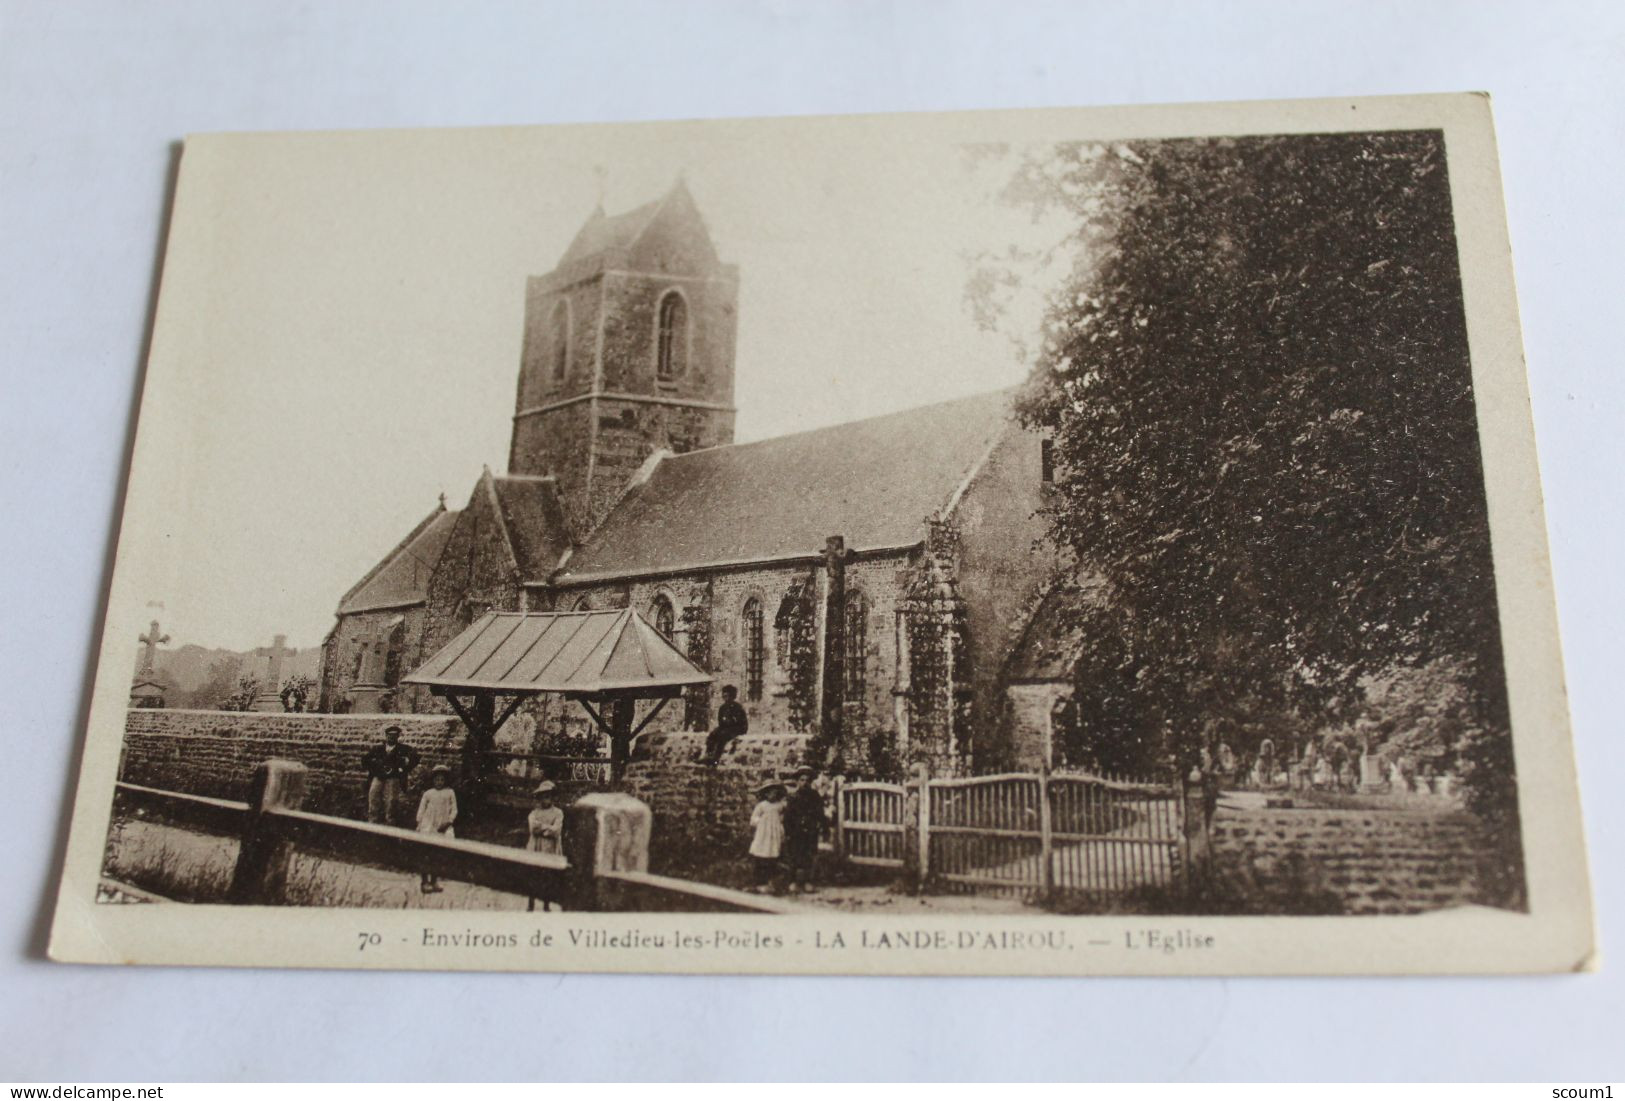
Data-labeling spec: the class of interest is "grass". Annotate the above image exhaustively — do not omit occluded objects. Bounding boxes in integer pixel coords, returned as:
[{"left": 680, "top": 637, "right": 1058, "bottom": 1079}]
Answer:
[{"left": 102, "top": 815, "right": 237, "bottom": 903}]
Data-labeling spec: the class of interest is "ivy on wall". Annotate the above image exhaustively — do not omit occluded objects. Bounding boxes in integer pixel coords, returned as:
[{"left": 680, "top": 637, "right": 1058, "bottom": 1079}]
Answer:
[
  {"left": 775, "top": 575, "right": 819, "bottom": 735},
  {"left": 681, "top": 591, "right": 712, "bottom": 729},
  {"left": 901, "top": 521, "right": 970, "bottom": 771}
]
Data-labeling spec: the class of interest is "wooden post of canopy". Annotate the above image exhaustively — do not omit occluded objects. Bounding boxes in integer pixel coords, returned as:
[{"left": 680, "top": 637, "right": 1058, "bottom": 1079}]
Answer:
[
  {"left": 576, "top": 688, "right": 676, "bottom": 783},
  {"left": 439, "top": 689, "right": 525, "bottom": 821},
  {"left": 610, "top": 696, "right": 634, "bottom": 781}
]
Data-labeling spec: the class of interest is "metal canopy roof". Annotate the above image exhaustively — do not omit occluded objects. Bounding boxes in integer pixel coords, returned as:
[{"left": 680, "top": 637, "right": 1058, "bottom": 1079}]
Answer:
[{"left": 403, "top": 609, "right": 710, "bottom": 697}]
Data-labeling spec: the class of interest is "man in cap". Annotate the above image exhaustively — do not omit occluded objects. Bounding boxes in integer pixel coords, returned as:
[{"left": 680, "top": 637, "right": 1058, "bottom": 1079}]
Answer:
[
  {"left": 362, "top": 724, "right": 420, "bottom": 826},
  {"left": 782, "top": 766, "right": 826, "bottom": 893}
]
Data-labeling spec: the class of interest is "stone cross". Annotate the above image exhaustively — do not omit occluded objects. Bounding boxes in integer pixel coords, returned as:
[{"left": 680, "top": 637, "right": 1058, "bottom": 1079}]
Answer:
[
  {"left": 138, "top": 619, "right": 169, "bottom": 673},
  {"left": 264, "top": 633, "right": 290, "bottom": 691}
]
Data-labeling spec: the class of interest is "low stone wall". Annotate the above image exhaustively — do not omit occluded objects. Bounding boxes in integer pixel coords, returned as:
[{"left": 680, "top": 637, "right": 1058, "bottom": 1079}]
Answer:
[
  {"left": 1211, "top": 805, "right": 1503, "bottom": 914},
  {"left": 120, "top": 708, "right": 468, "bottom": 819},
  {"left": 622, "top": 730, "right": 813, "bottom": 857},
  {"left": 119, "top": 711, "right": 809, "bottom": 862}
]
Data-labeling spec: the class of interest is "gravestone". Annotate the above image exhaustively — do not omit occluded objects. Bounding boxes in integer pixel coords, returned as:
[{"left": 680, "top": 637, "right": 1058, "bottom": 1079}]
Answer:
[{"left": 251, "top": 634, "right": 293, "bottom": 712}]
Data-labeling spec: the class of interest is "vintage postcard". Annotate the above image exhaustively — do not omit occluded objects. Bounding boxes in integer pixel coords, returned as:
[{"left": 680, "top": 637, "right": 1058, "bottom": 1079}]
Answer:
[{"left": 48, "top": 93, "right": 1593, "bottom": 975}]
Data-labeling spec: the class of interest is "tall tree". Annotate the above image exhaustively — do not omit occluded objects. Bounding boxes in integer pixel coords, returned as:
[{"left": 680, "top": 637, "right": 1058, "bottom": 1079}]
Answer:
[{"left": 987, "top": 132, "right": 1512, "bottom": 788}]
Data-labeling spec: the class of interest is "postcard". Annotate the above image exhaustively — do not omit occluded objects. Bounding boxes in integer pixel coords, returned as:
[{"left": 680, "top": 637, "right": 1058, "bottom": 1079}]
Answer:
[{"left": 48, "top": 93, "right": 1593, "bottom": 974}]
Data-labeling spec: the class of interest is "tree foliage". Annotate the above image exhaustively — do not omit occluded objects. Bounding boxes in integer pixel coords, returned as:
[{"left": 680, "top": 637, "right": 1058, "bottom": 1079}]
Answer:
[
  {"left": 174, "top": 654, "right": 244, "bottom": 710},
  {"left": 985, "top": 132, "right": 1514, "bottom": 805}
]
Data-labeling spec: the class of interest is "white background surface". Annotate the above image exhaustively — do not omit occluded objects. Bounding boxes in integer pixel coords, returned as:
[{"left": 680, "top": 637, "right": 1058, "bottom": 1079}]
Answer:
[{"left": 2, "top": 0, "right": 1620, "bottom": 1082}]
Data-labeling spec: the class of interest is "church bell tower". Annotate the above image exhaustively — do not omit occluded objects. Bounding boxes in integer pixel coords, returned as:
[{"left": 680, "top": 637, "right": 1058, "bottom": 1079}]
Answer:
[{"left": 507, "top": 180, "right": 739, "bottom": 536}]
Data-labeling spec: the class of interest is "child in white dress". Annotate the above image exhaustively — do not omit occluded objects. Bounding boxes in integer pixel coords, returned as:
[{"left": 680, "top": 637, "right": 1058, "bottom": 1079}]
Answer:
[
  {"left": 525, "top": 780, "right": 565, "bottom": 912},
  {"left": 416, "top": 765, "right": 458, "bottom": 893},
  {"left": 748, "top": 782, "right": 787, "bottom": 892},
  {"left": 527, "top": 781, "right": 564, "bottom": 855}
]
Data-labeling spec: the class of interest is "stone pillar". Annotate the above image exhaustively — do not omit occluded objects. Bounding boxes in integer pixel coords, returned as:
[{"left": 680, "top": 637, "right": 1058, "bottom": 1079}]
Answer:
[
  {"left": 563, "top": 793, "right": 653, "bottom": 911},
  {"left": 228, "top": 759, "right": 309, "bottom": 904},
  {"left": 819, "top": 535, "right": 848, "bottom": 760},
  {"left": 1182, "top": 766, "right": 1213, "bottom": 880},
  {"left": 892, "top": 609, "right": 911, "bottom": 753}
]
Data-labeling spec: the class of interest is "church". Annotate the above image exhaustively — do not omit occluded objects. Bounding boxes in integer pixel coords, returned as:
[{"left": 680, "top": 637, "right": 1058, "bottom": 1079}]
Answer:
[{"left": 319, "top": 181, "right": 1080, "bottom": 776}]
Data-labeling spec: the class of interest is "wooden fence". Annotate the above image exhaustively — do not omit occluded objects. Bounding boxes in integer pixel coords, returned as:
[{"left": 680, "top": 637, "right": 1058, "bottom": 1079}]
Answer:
[
  {"left": 111, "top": 759, "right": 789, "bottom": 913},
  {"left": 834, "top": 781, "right": 909, "bottom": 867},
  {"left": 834, "top": 769, "right": 1200, "bottom": 899}
]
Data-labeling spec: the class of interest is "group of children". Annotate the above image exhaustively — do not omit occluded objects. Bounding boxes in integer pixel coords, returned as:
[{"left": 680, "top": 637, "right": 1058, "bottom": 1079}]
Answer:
[
  {"left": 412, "top": 767, "right": 563, "bottom": 894},
  {"left": 747, "top": 765, "right": 827, "bottom": 894},
  {"left": 410, "top": 759, "right": 827, "bottom": 899}
]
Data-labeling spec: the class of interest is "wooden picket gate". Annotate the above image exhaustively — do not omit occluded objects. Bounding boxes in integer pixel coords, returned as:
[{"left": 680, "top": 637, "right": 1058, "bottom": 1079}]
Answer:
[
  {"left": 834, "top": 770, "right": 1190, "bottom": 897},
  {"left": 834, "top": 780, "right": 909, "bottom": 867}
]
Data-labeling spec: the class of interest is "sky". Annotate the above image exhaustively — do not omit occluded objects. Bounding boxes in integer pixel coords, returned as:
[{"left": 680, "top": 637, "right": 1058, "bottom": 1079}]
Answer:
[{"left": 119, "top": 116, "right": 1071, "bottom": 653}]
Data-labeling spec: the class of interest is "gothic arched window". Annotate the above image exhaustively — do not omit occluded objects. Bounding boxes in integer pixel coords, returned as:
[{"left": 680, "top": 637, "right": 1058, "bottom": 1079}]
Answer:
[
  {"left": 550, "top": 300, "right": 571, "bottom": 382},
  {"left": 656, "top": 291, "right": 687, "bottom": 382},
  {"left": 650, "top": 594, "right": 675, "bottom": 640},
  {"left": 742, "top": 596, "right": 764, "bottom": 702},
  {"left": 383, "top": 619, "right": 408, "bottom": 688},
  {"left": 843, "top": 590, "right": 868, "bottom": 703},
  {"left": 571, "top": 593, "right": 594, "bottom": 612}
]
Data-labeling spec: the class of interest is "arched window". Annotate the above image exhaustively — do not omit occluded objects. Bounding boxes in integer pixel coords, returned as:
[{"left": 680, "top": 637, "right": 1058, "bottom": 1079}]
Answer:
[
  {"left": 571, "top": 593, "right": 594, "bottom": 612},
  {"left": 843, "top": 590, "right": 868, "bottom": 703},
  {"left": 383, "top": 619, "right": 408, "bottom": 688},
  {"left": 550, "top": 300, "right": 571, "bottom": 381},
  {"left": 650, "top": 594, "right": 675, "bottom": 640},
  {"left": 656, "top": 291, "right": 687, "bottom": 381},
  {"left": 742, "top": 596, "right": 764, "bottom": 702}
]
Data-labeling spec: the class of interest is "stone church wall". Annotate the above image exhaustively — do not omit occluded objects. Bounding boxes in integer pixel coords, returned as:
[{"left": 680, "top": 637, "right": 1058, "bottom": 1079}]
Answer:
[
  {"left": 509, "top": 399, "right": 595, "bottom": 529},
  {"left": 596, "top": 269, "right": 737, "bottom": 399},
  {"left": 418, "top": 484, "right": 525, "bottom": 682},
  {"left": 552, "top": 551, "right": 912, "bottom": 769},
  {"left": 1005, "top": 682, "right": 1070, "bottom": 770},
  {"left": 516, "top": 274, "right": 601, "bottom": 412},
  {"left": 320, "top": 605, "right": 433, "bottom": 714},
  {"left": 949, "top": 423, "right": 1064, "bottom": 770},
  {"left": 120, "top": 709, "right": 467, "bottom": 819}
]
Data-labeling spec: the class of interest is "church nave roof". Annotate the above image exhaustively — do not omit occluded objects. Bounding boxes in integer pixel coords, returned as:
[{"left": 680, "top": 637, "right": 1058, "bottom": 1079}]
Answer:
[{"left": 552, "top": 387, "right": 1019, "bottom": 585}]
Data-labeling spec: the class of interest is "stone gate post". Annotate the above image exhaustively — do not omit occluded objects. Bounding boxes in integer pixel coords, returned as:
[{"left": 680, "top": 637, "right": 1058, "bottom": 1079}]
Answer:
[{"left": 228, "top": 759, "right": 309, "bottom": 905}]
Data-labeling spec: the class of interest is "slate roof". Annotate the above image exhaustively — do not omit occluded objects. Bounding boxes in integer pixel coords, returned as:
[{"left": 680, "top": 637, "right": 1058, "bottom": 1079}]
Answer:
[
  {"left": 336, "top": 470, "right": 576, "bottom": 621},
  {"left": 554, "top": 388, "right": 1018, "bottom": 584},
  {"left": 337, "top": 507, "right": 460, "bottom": 615},
  {"left": 491, "top": 475, "right": 573, "bottom": 578},
  {"left": 557, "top": 200, "right": 663, "bottom": 266},
  {"left": 405, "top": 609, "right": 710, "bottom": 696}
]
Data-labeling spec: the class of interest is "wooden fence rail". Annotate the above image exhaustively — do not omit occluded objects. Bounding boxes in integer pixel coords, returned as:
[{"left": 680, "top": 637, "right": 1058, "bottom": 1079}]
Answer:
[{"left": 113, "top": 759, "right": 789, "bottom": 914}]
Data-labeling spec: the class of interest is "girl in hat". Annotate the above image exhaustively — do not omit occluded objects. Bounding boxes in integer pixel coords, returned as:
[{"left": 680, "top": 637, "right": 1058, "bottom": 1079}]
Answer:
[
  {"left": 416, "top": 765, "right": 458, "bottom": 893},
  {"left": 748, "top": 781, "right": 787, "bottom": 892},
  {"left": 527, "top": 781, "right": 564, "bottom": 856}
]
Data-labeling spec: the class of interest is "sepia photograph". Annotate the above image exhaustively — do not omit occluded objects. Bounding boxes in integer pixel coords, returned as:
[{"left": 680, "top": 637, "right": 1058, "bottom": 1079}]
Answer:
[{"left": 47, "top": 94, "right": 1590, "bottom": 975}]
